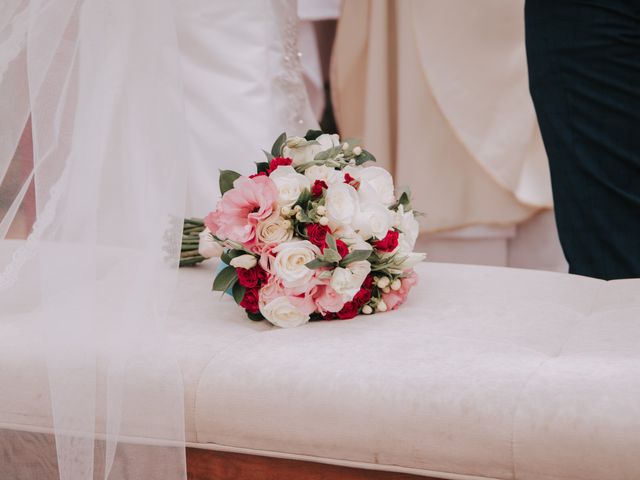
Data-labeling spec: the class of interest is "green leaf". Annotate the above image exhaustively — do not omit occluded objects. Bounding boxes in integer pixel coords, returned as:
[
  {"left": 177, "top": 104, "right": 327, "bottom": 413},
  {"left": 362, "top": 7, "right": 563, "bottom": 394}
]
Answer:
[
  {"left": 339, "top": 249, "right": 372, "bottom": 266},
  {"left": 325, "top": 233, "right": 337, "bottom": 252},
  {"left": 271, "top": 132, "right": 287, "bottom": 157},
  {"left": 314, "top": 145, "right": 341, "bottom": 161},
  {"left": 219, "top": 169, "right": 241, "bottom": 195},
  {"left": 220, "top": 249, "right": 246, "bottom": 265},
  {"left": 355, "top": 149, "right": 376, "bottom": 165},
  {"left": 304, "top": 129, "right": 324, "bottom": 141},
  {"left": 262, "top": 150, "right": 274, "bottom": 162},
  {"left": 212, "top": 265, "right": 238, "bottom": 292},
  {"left": 305, "top": 259, "right": 334, "bottom": 270},
  {"left": 256, "top": 160, "right": 270, "bottom": 173},
  {"left": 247, "top": 310, "right": 265, "bottom": 322},
  {"left": 322, "top": 248, "right": 342, "bottom": 263},
  {"left": 391, "top": 187, "right": 413, "bottom": 211},
  {"left": 232, "top": 282, "right": 246, "bottom": 305}
]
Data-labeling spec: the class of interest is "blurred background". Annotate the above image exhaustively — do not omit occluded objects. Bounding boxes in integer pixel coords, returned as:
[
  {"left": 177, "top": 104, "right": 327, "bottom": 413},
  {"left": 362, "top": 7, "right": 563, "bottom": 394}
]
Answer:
[
  {"left": 298, "top": 0, "right": 567, "bottom": 272},
  {"left": 1, "top": 0, "right": 568, "bottom": 272}
]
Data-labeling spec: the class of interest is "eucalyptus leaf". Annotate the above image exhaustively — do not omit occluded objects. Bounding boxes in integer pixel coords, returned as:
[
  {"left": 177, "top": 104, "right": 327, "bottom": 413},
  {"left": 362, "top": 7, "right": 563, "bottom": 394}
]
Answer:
[
  {"left": 212, "top": 265, "right": 238, "bottom": 292},
  {"left": 271, "top": 132, "right": 287, "bottom": 157},
  {"left": 339, "top": 249, "right": 372, "bottom": 266},
  {"left": 355, "top": 149, "right": 376, "bottom": 165},
  {"left": 305, "top": 259, "right": 334, "bottom": 270},
  {"left": 219, "top": 169, "right": 241, "bottom": 195},
  {"left": 314, "top": 145, "right": 342, "bottom": 161},
  {"left": 325, "top": 233, "right": 337, "bottom": 252},
  {"left": 322, "top": 248, "right": 342, "bottom": 263},
  {"left": 261, "top": 150, "right": 274, "bottom": 162}
]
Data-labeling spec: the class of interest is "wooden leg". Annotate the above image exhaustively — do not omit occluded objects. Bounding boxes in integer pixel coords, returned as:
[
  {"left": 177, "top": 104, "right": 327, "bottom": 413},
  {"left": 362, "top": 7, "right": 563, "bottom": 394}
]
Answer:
[{"left": 186, "top": 448, "right": 439, "bottom": 480}]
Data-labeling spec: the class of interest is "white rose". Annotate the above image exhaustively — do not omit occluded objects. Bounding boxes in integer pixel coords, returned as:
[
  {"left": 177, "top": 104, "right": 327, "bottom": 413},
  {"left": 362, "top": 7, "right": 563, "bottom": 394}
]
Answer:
[
  {"left": 282, "top": 134, "right": 341, "bottom": 166},
  {"left": 353, "top": 202, "right": 395, "bottom": 240},
  {"left": 394, "top": 205, "right": 420, "bottom": 253},
  {"left": 198, "top": 227, "right": 223, "bottom": 258},
  {"left": 316, "top": 133, "right": 340, "bottom": 151},
  {"left": 256, "top": 212, "right": 293, "bottom": 245},
  {"left": 304, "top": 165, "right": 342, "bottom": 186},
  {"left": 388, "top": 252, "right": 427, "bottom": 275},
  {"left": 345, "top": 166, "right": 396, "bottom": 207},
  {"left": 332, "top": 225, "right": 372, "bottom": 253},
  {"left": 325, "top": 182, "right": 360, "bottom": 230},
  {"left": 269, "top": 166, "right": 311, "bottom": 207},
  {"left": 272, "top": 240, "right": 320, "bottom": 290},
  {"left": 329, "top": 260, "right": 371, "bottom": 302},
  {"left": 230, "top": 254, "right": 257, "bottom": 269},
  {"left": 260, "top": 296, "right": 310, "bottom": 328}
]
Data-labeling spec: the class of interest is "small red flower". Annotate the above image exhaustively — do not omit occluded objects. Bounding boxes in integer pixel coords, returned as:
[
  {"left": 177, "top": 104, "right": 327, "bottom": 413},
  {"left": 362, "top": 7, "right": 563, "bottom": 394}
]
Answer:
[
  {"left": 237, "top": 265, "right": 268, "bottom": 288},
  {"left": 362, "top": 274, "right": 375, "bottom": 290},
  {"left": 336, "top": 301, "right": 359, "bottom": 320},
  {"left": 322, "top": 311, "right": 336, "bottom": 321},
  {"left": 335, "top": 239, "right": 349, "bottom": 258},
  {"left": 353, "top": 288, "right": 372, "bottom": 306},
  {"left": 240, "top": 288, "right": 260, "bottom": 314},
  {"left": 267, "top": 157, "right": 293, "bottom": 174},
  {"left": 307, "top": 223, "right": 331, "bottom": 251},
  {"left": 311, "top": 179, "right": 328, "bottom": 197},
  {"left": 249, "top": 171, "right": 267, "bottom": 179},
  {"left": 344, "top": 173, "right": 360, "bottom": 189},
  {"left": 374, "top": 230, "right": 399, "bottom": 252}
]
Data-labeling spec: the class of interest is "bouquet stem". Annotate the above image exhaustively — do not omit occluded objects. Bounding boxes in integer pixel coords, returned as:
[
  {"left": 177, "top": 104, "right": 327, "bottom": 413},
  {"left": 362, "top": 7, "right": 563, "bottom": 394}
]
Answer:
[{"left": 179, "top": 218, "right": 206, "bottom": 267}]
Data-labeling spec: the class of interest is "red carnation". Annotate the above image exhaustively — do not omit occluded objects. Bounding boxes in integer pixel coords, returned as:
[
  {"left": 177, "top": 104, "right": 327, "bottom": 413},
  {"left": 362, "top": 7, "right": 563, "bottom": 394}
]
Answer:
[
  {"left": 311, "top": 179, "right": 328, "bottom": 197},
  {"left": 240, "top": 288, "right": 260, "bottom": 314},
  {"left": 344, "top": 173, "right": 360, "bottom": 189},
  {"left": 307, "top": 223, "right": 331, "bottom": 251},
  {"left": 374, "top": 230, "right": 399, "bottom": 252},
  {"left": 237, "top": 265, "right": 268, "bottom": 288},
  {"left": 362, "top": 274, "right": 375, "bottom": 290},
  {"left": 353, "top": 288, "right": 372, "bottom": 306},
  {"left": 335, "top": 239, "right": 349, "bottom": 258},
  {"left": 268, "top": 157, "right": 293, "bottom": 174},
  {"left": 336, "top": 301, "right": 359, "bottom": 320}
]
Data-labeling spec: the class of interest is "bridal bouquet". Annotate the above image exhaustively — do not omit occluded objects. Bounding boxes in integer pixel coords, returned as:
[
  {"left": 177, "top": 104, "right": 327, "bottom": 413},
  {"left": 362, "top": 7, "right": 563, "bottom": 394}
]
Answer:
[{"left": 195, "top": 130, "right": 425, "bottom": 328}]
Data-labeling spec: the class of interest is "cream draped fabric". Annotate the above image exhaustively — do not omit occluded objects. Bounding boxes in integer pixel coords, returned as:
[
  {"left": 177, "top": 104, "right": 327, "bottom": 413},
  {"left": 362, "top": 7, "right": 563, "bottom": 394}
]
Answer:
[{"left": 331, "top": 0, "right": 553, "bottom": 233}]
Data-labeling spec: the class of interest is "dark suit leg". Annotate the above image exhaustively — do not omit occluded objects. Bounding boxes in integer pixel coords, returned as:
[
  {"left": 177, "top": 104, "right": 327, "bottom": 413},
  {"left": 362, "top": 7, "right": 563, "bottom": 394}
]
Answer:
[{"left": 525, "top": 0, "right": 640, "bottom": 279}]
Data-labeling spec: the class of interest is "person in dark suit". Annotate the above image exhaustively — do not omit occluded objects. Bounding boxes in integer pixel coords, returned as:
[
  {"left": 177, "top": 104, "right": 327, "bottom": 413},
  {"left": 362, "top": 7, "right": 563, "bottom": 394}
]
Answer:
[{"left": 525, "top": 0, "right": 640, "bottom": 280}]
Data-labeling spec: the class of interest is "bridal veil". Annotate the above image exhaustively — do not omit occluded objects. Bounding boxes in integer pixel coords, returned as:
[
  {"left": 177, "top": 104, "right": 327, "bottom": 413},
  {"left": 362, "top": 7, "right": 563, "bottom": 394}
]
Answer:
[{"left": 2, "top": 0, "right": 189, "bottom": 478}]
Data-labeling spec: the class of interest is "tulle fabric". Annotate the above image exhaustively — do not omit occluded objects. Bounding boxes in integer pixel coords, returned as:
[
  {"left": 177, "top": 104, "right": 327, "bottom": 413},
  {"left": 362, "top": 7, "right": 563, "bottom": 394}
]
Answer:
[{"left": 0, "top": 1, "right": 188, "bottom": 479}]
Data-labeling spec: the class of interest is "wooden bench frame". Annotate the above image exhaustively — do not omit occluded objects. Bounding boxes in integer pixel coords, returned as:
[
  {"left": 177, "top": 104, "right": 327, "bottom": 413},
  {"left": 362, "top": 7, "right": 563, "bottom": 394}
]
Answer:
[{"left": 186, "top": 448, "right": 440, "bottom": 480}]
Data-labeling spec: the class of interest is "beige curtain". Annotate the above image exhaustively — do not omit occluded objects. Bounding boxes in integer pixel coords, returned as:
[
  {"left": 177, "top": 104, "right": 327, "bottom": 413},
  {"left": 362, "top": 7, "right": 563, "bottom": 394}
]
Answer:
[{"left": 331, "top": 0, "right": 553, "bottom": 233}]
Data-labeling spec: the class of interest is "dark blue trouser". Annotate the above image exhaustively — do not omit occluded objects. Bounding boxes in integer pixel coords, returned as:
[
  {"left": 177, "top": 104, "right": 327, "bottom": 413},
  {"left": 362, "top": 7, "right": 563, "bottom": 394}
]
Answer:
[{"left": 525, "top": 0, "right": 640, "bottom": 279}]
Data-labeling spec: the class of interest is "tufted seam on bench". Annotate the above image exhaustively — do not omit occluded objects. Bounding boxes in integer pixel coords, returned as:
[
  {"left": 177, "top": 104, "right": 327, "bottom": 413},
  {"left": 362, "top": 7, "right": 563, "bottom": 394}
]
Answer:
[
  {"left": 192, "top": 327, "right": 273, "bottom": 444},
  {"left": 508, "top": 279, "right": 604, "bottom": 480}
]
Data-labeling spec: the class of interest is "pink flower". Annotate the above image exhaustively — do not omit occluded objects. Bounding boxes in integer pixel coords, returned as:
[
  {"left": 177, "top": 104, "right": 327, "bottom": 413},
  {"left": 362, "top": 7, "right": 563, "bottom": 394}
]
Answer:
[
  {"left": 259, "top": 276, "right": 286, "bottom": 308},
  {"left": 314, "top": 285, "right": 346, "bottom": 314},
  {"left": 381, "top": 269, "right": 418, "bottom": 311},
  {"left": 259, "top": 276, "right": 317, "bottom": 316},
  {"left": 205, "top": 175, "right": 278, "bottom": 244}
]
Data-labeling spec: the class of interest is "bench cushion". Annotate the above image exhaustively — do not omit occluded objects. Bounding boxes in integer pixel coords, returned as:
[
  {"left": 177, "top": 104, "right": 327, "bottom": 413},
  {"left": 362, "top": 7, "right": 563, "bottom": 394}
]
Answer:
[{"left": 2, "top": 253, "right": 639, "bottom": 479}]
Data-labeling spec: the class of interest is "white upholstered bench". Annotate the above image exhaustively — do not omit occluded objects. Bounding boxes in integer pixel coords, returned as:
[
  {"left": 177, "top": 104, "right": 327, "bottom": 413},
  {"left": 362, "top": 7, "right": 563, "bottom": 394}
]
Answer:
[{"left": 2, "top": 259, "right": 640, "bottom": 479}]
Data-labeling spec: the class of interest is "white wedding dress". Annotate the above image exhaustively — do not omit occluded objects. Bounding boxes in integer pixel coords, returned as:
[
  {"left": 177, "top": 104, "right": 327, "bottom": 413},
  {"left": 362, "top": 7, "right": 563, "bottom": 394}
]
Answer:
[
  {"left": 177, "top": 0, "right": 318, "bottom": 216},
  {"left": 0, "top": 1, "right": 315, "bottom": 479}
]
